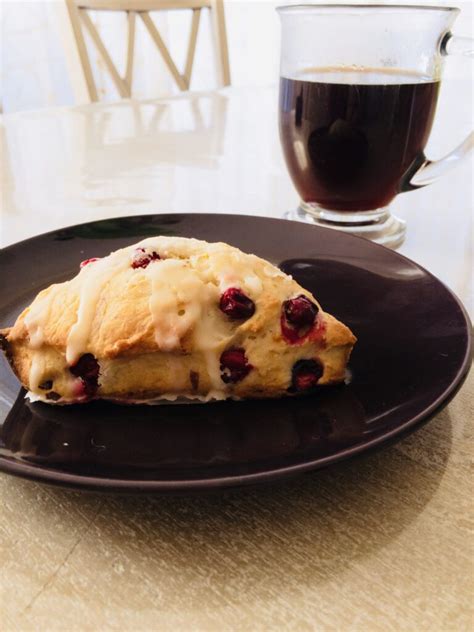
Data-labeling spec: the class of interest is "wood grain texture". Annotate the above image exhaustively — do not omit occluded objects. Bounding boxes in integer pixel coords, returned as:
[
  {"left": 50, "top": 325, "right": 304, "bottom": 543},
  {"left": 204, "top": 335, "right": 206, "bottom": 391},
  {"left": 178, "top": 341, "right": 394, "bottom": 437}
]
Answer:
[{"left": 1, "top": 370, "right": 472, "bottom": 631}]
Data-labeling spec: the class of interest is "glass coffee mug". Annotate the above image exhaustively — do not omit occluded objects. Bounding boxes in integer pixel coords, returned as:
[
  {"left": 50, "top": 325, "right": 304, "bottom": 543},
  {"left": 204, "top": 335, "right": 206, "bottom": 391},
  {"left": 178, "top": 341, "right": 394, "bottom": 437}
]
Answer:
[{"left": 278, "top": 4, "right": 473, "bottom": 247}]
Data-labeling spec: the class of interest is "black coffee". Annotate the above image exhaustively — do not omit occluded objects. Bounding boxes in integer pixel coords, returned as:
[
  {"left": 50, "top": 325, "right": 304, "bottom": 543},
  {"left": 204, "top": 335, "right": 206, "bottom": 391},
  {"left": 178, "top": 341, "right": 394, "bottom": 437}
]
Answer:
[{"left": 279, "top": 69, "right": 440, "bottom": 211}]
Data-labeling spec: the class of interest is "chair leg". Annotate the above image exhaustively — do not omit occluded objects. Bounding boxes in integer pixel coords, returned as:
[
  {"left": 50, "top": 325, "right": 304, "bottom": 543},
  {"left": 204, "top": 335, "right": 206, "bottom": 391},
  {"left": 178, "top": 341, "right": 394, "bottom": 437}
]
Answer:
[
  {"left": 125, "top": 11, "right": 136, "bottom": 94},
  {"left": 210, "top": 0, "right": 231, "bottom": 87},
  {"left": 64, "top": 0, "right": 98, "bottom": 102}
]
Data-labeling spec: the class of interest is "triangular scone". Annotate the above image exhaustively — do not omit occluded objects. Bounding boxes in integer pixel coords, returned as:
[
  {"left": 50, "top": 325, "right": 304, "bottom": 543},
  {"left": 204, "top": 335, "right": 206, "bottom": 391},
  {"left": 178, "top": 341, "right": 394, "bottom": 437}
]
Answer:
[{"left": 0, "top": 237, "right": 356, "bottom": 404}]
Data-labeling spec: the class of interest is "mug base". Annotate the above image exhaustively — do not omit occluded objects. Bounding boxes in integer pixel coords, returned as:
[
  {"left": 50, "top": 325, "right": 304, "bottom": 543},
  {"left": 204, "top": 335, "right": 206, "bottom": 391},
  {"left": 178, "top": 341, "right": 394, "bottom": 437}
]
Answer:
[{"left": 285, "top": 202, "right": 406, "bottom": 249}]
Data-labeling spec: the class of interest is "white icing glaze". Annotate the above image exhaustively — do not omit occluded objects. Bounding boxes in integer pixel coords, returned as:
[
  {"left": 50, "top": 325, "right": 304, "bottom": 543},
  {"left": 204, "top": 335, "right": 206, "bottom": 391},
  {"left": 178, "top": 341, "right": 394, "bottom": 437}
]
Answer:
[
  {"left": 202, "top": 350, "right": 223, "bottom": 391},
  {"left": 145, "top": 258, "right": 228, "bottom": 390},
  {"left": 193, "top": 295, "right": 231, "bottom": 391},
  {"left": 216, "top": 253, "right": 265, "bottom": 298},
  {"left": 146, "top": 259, "right": 209, "bottom": 351},
  {"left": 28, "top": 351, "right": 45, "bottom": 391},
  {"left": 263, "top": 265, "right": 286, "bottom": 279},
  {"left": 24, "top": 285, "right": 60, "bottom": 348},
  {"left": 243, "top": 275, "right": 262, "bottom": 294},
  {"left": 66, "top": 256, "right": 128, "bottom": 364}
]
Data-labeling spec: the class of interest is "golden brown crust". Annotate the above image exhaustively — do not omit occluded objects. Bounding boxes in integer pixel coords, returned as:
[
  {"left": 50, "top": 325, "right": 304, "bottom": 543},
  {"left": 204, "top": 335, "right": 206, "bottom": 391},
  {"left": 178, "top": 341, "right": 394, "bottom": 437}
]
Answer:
[{"left": 1, "top": 237, "right": 356, "bottom": 403}]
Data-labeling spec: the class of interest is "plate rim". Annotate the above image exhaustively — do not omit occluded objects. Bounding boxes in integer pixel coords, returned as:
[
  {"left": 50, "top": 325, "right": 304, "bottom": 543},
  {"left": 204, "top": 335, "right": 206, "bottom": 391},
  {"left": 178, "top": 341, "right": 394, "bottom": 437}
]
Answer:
[{"left": 0, "top": 213, "right": 472, "bottom": 492}]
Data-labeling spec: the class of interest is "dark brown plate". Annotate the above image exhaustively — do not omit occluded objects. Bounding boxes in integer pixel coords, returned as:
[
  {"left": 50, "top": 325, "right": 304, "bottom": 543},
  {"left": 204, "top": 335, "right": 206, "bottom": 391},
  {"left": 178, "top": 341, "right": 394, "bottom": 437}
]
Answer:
[{"left": 0, "top": 214, "right": 471, "bottom": 492}]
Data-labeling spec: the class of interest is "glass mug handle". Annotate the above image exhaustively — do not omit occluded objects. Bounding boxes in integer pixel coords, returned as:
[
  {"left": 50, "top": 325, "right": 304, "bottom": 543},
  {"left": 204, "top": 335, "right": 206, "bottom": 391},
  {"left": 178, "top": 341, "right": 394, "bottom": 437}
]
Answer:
[{"left": 404, "top": 33, "right": 474, "bottom": 190}]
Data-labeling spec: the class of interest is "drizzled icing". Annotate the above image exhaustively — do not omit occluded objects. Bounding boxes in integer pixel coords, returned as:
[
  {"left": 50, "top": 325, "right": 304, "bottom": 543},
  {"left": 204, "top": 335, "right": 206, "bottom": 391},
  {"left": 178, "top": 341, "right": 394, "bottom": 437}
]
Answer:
[
  {"left": 217, "top": 254, "right": 264, "bottom": 296},
  {"left": 66, "top": 255, "right": 129, "bottom": 364},
  {"left": 142, "top": 246, "right": 249, "bottom": 389},
  {"left": 25, "top": 288, "right": 62, "bottom": 389},
  {"left": 24, "top": 286, "right": 60, "bottom": 348},
  {"left": 146, "top": 259, "right": 209, "bottom": 351},
  {"left": 28, "top": 351, "right": 45, "bottom": 391}
]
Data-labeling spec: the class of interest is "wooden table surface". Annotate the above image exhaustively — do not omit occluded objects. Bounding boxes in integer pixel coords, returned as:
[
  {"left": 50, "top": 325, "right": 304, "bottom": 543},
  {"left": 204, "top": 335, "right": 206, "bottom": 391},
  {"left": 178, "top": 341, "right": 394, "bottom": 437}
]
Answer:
[{"left": 1, "top": 86, "right": 473, "bottom": 630}]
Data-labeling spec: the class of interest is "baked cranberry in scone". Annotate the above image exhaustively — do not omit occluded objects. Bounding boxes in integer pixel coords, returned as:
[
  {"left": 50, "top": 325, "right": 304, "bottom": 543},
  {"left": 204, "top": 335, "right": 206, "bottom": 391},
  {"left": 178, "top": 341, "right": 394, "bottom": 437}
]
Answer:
[
  {"left": 220, "top": 348, "right": 253, "bottom": 383},
  {"left": 291, "top": 359, "right": 324, "bottom": 392},
  {"left": 131, "top": 247, "right": 161, "bottom": 269},
  {"left": 219, "top": 288, "right": 255, "bottom": 320},
  {"left": 0, "top": 236, "right": 356, "bottom": 404}
]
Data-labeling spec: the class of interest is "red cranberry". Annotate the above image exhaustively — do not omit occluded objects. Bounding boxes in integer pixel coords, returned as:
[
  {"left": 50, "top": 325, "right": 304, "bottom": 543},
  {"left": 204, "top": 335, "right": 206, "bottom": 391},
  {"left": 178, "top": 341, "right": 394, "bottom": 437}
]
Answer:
[
  {"left": 80, "top": 257, "right": 101, "bottom": 268},
  {"left": 220, "top": 348, "right": 253, "bottom": 384},
  {"left": 290, "top": 359, "right": 323, "bottom": 392},
  {"left": 281, "top": 295, "right": 319, "bottom": 343},
  {"left": 284, "top": 295, "right": 318, "bottom": 327},
  {"left": 219, "top": 288, "right": 255, "bottom": 320},
  {"left": 131, "top": 248, "right": 161, "bottom": 269},
  {"left": 70, "top": 353, "right": 100, "bottom": 397}
]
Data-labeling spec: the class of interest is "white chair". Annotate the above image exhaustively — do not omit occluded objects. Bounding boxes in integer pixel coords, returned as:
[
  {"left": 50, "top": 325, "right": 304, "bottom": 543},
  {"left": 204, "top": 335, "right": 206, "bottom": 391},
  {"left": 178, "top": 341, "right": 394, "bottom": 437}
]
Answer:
[{"left": 65, "top": 0, "right": 231, "bottom": 101}]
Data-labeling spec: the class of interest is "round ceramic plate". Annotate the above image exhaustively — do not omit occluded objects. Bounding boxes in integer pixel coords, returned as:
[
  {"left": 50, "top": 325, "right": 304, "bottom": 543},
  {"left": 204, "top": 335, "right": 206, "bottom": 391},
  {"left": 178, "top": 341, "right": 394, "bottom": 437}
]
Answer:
[{"left": 0, "top": 214, "right": 471, "bottom": 493}]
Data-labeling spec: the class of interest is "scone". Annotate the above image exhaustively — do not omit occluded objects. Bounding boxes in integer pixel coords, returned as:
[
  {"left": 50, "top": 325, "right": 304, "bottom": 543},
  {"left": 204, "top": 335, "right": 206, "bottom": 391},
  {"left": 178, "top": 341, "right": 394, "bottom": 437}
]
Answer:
[{"left": 0, "top": 236, "right": 356, "bottom": 404}]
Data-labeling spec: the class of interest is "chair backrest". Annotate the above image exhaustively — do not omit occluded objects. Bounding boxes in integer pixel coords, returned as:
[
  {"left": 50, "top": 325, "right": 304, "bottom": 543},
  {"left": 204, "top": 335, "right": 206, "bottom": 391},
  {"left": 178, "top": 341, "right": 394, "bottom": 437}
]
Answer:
[{"left": 65, "top": 0, "right": 230, "bottom": 101}]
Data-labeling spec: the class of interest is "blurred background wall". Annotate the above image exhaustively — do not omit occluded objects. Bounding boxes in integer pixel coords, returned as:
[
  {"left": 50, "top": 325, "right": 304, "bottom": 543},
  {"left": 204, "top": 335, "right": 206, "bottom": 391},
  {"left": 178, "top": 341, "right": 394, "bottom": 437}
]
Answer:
[{"left": 0, "top": 0, "right": 472, "bottom": 113}]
